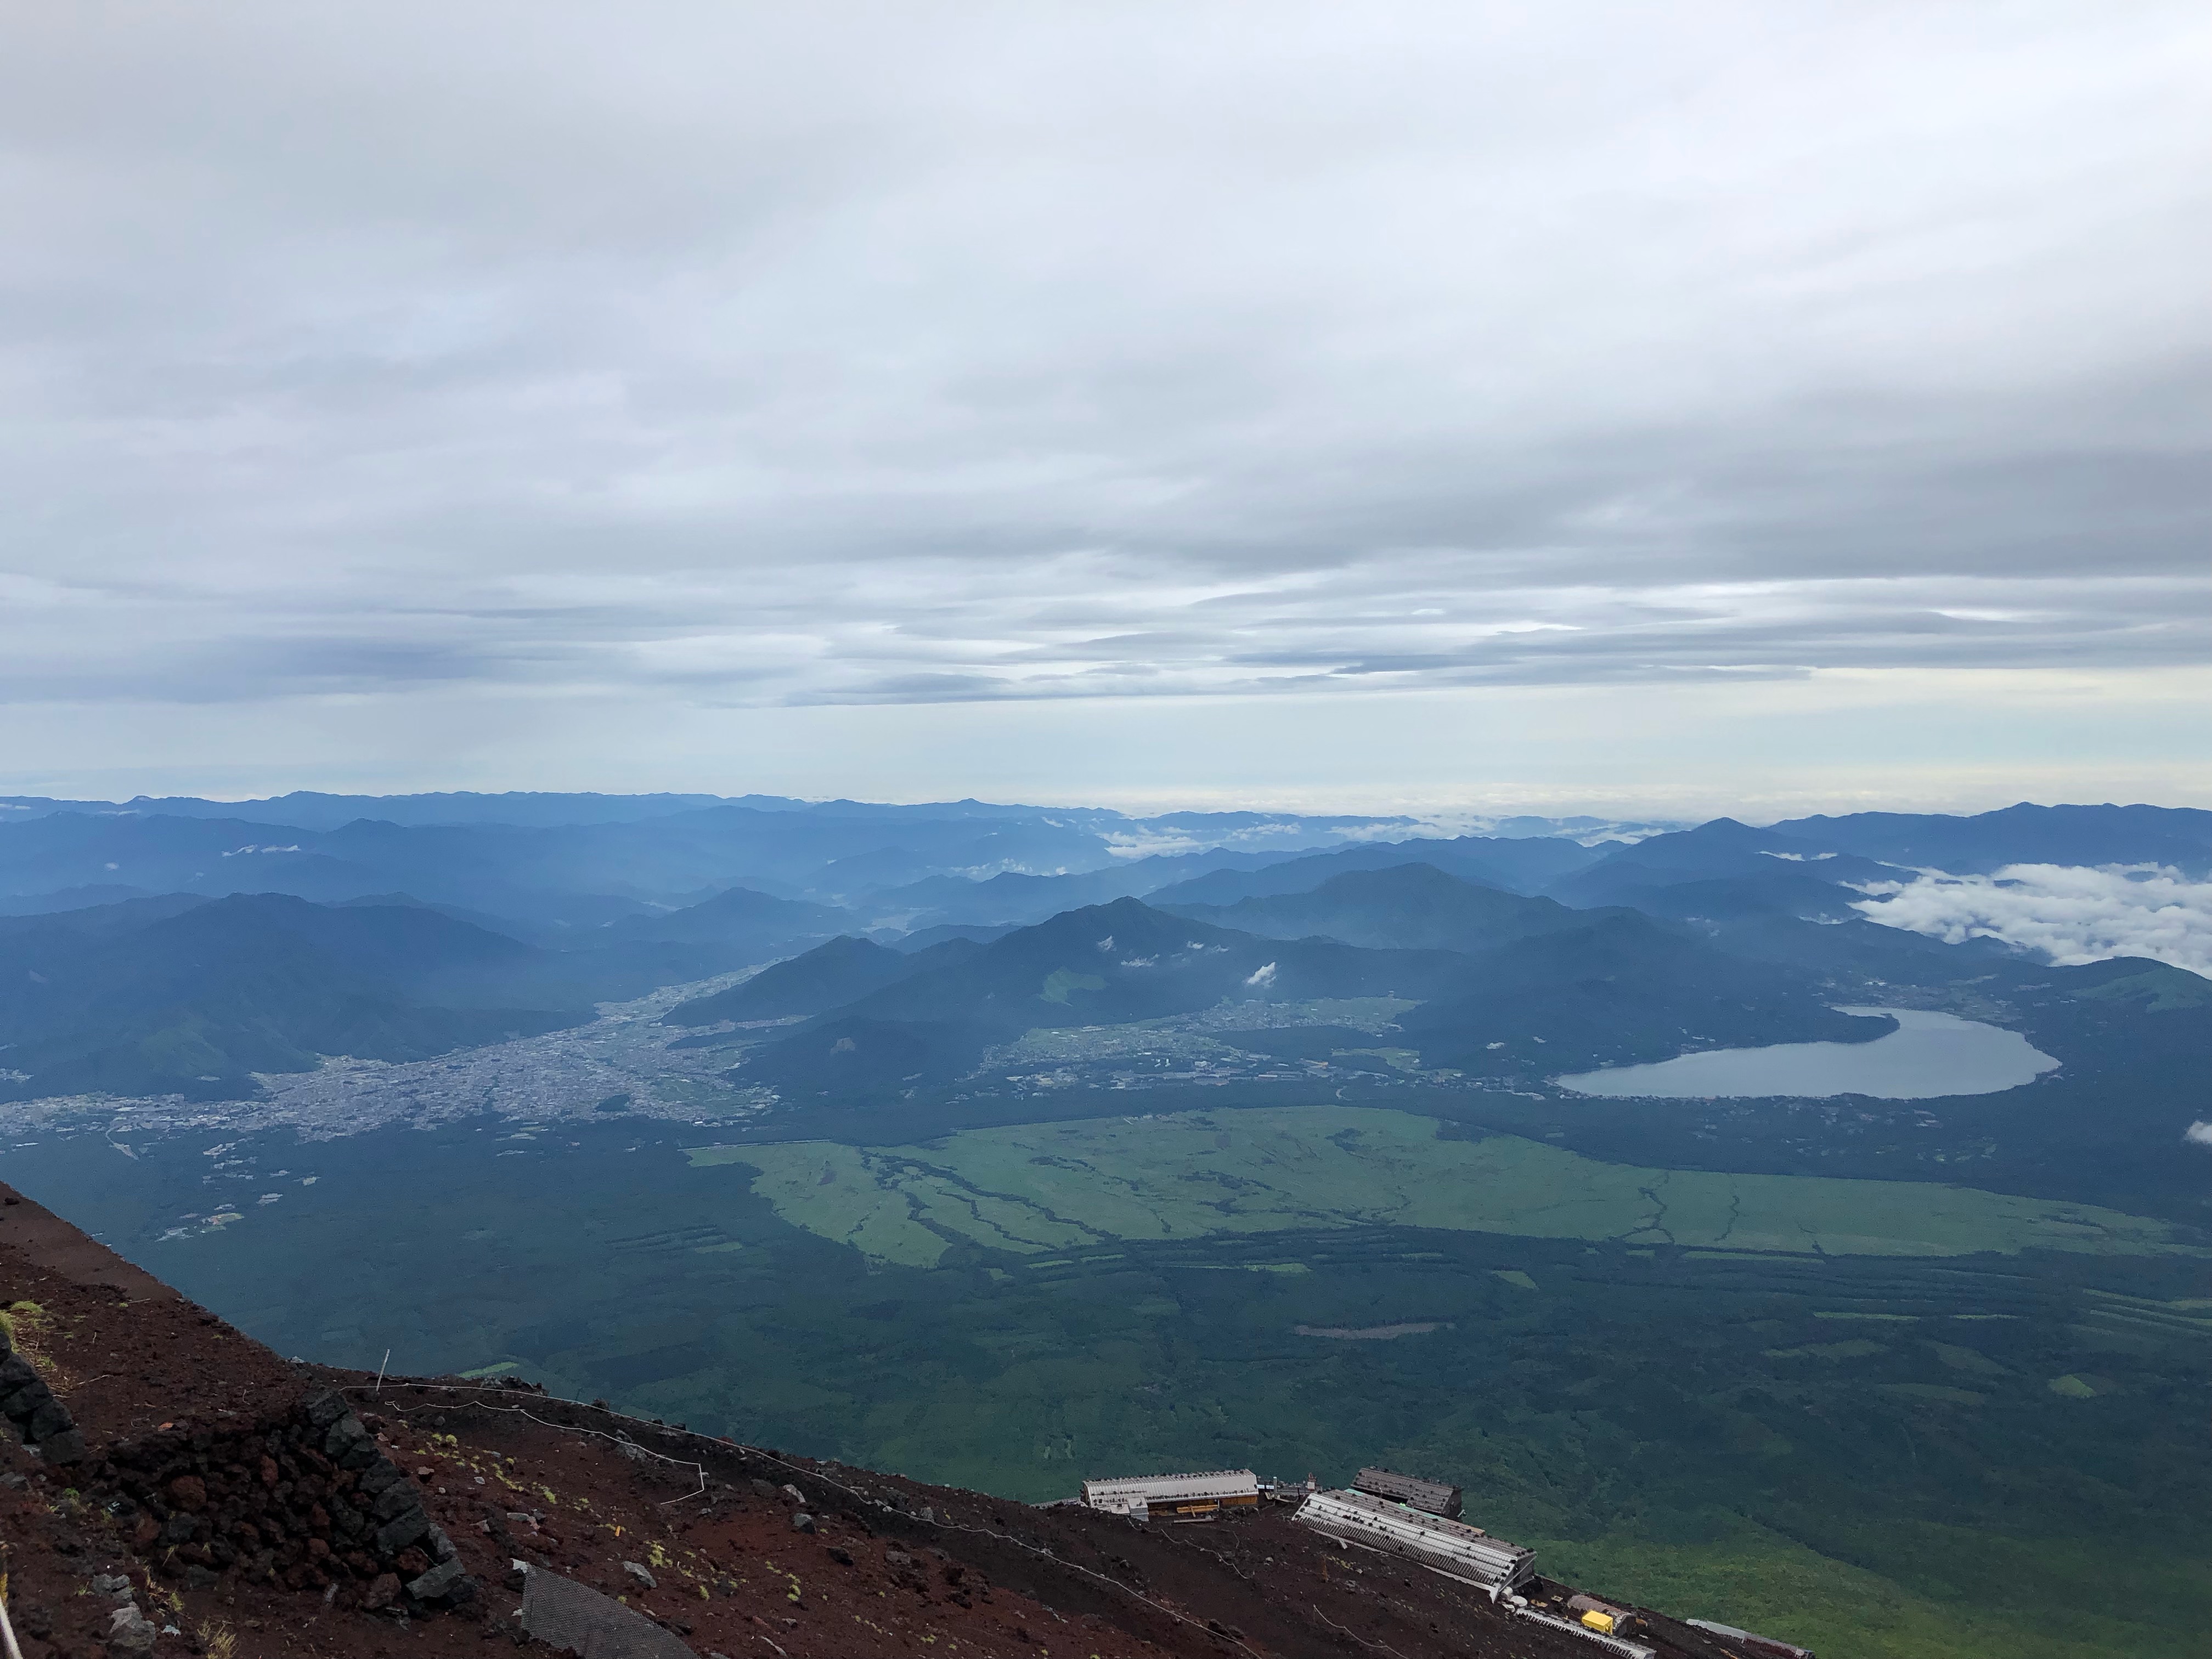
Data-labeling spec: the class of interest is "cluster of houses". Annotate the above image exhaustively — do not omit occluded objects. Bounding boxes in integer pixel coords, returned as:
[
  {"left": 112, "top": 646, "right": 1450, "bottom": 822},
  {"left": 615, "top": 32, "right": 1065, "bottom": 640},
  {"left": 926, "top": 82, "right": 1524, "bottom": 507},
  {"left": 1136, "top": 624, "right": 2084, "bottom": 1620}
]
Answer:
[{"left": 1075, "top": 1465, "right": 1814, "bottom": 1659}]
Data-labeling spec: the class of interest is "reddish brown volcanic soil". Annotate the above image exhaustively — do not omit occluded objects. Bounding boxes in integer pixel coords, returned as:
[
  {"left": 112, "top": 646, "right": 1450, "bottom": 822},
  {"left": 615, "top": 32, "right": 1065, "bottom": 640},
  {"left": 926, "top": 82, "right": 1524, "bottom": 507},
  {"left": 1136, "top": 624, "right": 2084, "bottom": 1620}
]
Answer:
[{"left": 0, "top": 1182, "right": 1747, "bottom": 1659}]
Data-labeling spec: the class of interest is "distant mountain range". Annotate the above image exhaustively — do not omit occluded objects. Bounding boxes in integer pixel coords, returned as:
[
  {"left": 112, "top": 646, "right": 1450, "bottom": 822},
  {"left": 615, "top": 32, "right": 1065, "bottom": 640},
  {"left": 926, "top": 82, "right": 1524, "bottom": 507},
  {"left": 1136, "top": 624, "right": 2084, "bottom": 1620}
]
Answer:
[
  {"left": 1160, "top": 862, "right": 1594, "bottom": 950},
  {"left": 4, "top": 795, "right": 2199, "bottom": 929},
  {"left": 1770, "top": 802, "right": 2212, "bottom": 874},
  {"left": 1539, "top": 819, "right": 1909, "bottom": 907},
  {"left": 5, "top": 790, "right": 2203, "bottom": 1659},
  {"left": 663, "top": 934, "right": 985, "bottom": 1026},
  {"left": 0, "top": 793, "right": 2204, "bottom": 1130},
  {"left": 0, "top": 880, "right": 856, "bottom": 1101},
  {"left": 0, "top": 895, "right": 577, "bottom": 1101},
  {"left": 700, "top": 874, "right": 1898, "bottom": 1106}
]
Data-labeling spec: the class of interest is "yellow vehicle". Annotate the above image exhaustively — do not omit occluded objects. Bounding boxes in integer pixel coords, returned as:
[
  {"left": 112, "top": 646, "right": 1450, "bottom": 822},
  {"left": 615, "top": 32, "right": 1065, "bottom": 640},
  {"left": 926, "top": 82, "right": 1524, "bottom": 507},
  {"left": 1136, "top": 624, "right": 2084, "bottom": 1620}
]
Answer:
[{"left": 1568, "top": 1594, "right": 1639, "bottom": 1637}]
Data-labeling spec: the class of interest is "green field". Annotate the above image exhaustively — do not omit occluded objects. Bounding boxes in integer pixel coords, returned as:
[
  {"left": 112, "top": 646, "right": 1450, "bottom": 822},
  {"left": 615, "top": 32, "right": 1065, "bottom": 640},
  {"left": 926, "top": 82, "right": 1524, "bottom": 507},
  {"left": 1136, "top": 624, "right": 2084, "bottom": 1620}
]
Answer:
[
  {"left": 12, "top": 1117, "right": 2208, "bottom": 1659},
  {"left": 691, "top": 1105, "right": 2186, "bottom": 1267},
  {"left": 1530, "top": 1519, "right": 2205, "bottom": 1659}
]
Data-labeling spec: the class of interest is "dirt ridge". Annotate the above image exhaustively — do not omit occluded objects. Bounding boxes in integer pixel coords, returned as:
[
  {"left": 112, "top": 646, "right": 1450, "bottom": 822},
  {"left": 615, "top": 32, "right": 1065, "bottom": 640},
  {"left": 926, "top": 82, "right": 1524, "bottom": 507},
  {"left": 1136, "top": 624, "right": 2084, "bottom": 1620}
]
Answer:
[{"left": 0, "top": 1181, "right": 1759, "bottom": 1659}]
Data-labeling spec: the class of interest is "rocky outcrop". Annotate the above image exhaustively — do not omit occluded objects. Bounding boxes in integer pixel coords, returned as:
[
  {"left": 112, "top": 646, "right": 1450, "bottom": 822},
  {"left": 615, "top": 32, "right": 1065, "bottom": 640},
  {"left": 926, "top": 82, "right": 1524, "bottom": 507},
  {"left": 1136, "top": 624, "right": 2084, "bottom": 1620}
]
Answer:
[
  {"left": 516, "top": 1562, "right": 697, "bottom": 1659},
  {"left": 0, "top": 1323, "right": 86, "bottom": 1464},
  {"left": 92, "top": 1387, "right": 476, "bottom": 1615}
]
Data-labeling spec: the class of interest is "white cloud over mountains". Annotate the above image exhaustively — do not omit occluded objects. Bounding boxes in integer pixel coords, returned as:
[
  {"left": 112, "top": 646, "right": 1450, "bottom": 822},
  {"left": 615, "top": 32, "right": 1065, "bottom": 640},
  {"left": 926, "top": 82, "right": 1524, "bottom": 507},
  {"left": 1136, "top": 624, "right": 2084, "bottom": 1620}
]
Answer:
[{"left": 1855, "top": 865, "right": 2212, "bottom": 977}]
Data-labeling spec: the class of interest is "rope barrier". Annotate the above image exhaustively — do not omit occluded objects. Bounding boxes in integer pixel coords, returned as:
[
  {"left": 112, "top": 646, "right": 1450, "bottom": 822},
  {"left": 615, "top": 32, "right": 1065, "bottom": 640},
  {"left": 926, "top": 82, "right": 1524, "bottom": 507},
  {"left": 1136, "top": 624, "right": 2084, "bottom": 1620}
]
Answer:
[
  {"left": 332, "top": 1378, "right": 1264, "bottom": 1656},
  {"left": 347, "top": 1385, "right": 708, "bottom": 1505},
  {"left": 1308, "top": 1602, "right": 1409, "bottom": 1657}
]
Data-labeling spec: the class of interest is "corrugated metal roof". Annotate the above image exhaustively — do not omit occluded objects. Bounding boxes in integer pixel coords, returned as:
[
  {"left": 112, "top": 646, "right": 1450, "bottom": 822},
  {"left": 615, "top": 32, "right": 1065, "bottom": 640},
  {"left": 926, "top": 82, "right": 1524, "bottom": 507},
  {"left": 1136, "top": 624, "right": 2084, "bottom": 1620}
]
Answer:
[
  {"left": 1352, "top": 1466, "right": 1462, "bottom": 1517},
  {"left": 1081, "top": 1470, "right": 1259, "bottom": 1513},
  {"left": 1294, "top": 1489, "right": 1535, "bottom": 1590}
]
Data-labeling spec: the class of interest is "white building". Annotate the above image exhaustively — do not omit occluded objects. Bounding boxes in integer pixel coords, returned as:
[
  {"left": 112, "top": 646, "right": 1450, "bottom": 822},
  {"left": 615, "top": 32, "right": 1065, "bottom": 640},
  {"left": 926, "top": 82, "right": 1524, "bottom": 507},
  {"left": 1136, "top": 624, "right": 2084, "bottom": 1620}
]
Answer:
[
  {"left": 1293, "top": 1488, "right": 1536, "bottom": 1591},
  {"left": 1080, "top": 1469, "right": 1261, "bottom": 1519}
]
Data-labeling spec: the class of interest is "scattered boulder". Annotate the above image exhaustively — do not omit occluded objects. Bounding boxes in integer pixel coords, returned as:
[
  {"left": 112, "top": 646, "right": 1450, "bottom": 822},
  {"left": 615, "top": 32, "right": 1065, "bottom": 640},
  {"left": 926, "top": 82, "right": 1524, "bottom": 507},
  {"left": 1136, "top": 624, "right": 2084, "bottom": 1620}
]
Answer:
[
  {"left": 107, "top": 1603, "right": 159, "bottom": 1654},
  {"left": 517, "top": 1565, "right": 693, "bottom": 1659},
  {"left": 624, "top": 1560, "right": 658, "bottom": 1589},
  {"left": 0, "top": 1330, "right": 83, "bottom": 1463},
  {"left": 407, "top": 1557, "right": 472, "bottom": 1606}
]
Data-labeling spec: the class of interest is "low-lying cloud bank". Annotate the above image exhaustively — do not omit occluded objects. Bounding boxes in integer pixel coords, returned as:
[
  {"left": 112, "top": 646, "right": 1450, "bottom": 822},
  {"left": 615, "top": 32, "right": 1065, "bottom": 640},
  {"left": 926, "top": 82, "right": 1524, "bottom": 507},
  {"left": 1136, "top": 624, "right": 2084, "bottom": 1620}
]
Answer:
[{"left": 1854, "top": 864, "right": 2212, "bottom": 978}]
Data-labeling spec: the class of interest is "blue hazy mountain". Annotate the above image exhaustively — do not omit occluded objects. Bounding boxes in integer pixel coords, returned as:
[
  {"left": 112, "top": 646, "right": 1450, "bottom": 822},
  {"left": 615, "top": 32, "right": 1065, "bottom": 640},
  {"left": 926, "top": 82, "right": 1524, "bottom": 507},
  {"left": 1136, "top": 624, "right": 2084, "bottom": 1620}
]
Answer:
[
  {"left": 0, "top": 803, "right": 1397, "bottom": 922},
  {"left": 738, "top": 898, "right": 1470, "bottom": 1098},
  {"left": 860, "top": 848, "right": 1305, "bottom": 926},
  {"left": 0, "top": 808, "right": 1105, "bottom": 917},
  {"left": 0, "top": 884, "right": 865, "bottom": 1101},
  {"left": 890, "top": 922, "right": 1019, "bottom": 951},
  {"left": 600, "top": 884, "right": 849, "bottom": 947},
  {"left": 8, "top": 794, "right": 2206, "bottom": 1187},
  {"left": 1397, "top": 910, "right": 1891, "bottom": 1075},
  {"left": 1160, "top": 862, "right": 1598, "bottom": 952},
  {"left": 1148, "top": 834, "right": 1605, "bottom": 907},
  {"left": 1542, "top": 818, "right": 1905, "bottom": 908},
  {"left": 0, "top": 894, "right": 584, "bottom": 1101},
  {"left": 5, "top": 790, "right": 740, "bottom": 828},
  {"left": 662, "top": 934, "right": 985, "bottom": 1026},
  {"left": 1771, "top": 802, "right": 2212, "bottom": 875},
  {"left": 735, "top": 892, "right": 1869, "bottom": 1103}
]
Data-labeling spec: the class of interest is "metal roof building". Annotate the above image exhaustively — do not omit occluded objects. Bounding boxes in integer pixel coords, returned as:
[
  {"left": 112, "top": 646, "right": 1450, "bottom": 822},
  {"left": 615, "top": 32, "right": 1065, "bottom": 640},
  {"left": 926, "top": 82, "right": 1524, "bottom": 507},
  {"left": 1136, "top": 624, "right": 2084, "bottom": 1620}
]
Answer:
[
  {"left": 1352, "top": 1466, "right": 1463, "bottom": 1519},
  {"left": 1294, "top": 1488, "right": 1536, "bottom": 1592},
  {"left": 1080, "top": 1469, "right": 1261, "bottom": 1519}
]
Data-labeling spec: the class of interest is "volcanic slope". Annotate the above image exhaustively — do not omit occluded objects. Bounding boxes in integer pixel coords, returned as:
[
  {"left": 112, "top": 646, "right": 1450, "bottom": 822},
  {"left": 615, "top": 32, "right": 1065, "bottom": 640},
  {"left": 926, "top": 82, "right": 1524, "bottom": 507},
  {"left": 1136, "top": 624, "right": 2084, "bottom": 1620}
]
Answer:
[{"left": 0, "top": 1179, "right": 1787, "bottom": 1659}]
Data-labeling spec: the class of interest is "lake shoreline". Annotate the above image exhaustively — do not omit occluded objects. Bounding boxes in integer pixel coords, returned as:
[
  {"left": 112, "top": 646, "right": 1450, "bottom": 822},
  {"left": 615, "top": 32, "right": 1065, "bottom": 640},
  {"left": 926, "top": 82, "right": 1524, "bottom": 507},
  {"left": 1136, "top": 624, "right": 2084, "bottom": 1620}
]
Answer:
[{"left": 1553, "top": 1007, "right": 2062, "bottom": 1101}]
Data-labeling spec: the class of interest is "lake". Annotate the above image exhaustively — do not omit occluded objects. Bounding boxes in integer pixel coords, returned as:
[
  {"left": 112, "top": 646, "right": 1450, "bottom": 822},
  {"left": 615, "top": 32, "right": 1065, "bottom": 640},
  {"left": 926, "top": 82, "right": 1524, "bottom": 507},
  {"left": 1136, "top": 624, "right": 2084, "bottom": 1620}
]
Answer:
[{"left": 1553, "top": 1007, "right": 2062, "bottom": 1101}]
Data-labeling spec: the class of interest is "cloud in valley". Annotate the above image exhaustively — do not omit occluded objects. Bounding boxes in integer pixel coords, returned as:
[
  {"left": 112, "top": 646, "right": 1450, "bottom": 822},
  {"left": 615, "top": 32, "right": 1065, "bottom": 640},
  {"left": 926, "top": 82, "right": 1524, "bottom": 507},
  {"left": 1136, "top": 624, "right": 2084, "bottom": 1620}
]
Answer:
[{"left": 1855, "top": 865, "right": 2212, "bottom": 977}]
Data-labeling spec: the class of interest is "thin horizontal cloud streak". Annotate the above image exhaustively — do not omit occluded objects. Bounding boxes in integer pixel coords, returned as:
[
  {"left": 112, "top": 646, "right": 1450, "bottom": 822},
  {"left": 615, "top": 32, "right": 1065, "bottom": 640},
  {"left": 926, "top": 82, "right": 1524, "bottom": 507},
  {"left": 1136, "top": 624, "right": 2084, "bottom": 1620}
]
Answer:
[{"left": 0, "top": 563, "right": 2204, "bottom": 706}]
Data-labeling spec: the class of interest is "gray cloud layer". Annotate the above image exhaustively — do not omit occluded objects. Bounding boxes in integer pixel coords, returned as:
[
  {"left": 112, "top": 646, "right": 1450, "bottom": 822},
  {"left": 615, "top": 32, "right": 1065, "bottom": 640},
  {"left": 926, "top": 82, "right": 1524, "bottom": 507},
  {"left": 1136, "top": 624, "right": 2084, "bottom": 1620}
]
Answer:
[{"left": 2, "top": 2, "right": 2207, "bottom": 715}]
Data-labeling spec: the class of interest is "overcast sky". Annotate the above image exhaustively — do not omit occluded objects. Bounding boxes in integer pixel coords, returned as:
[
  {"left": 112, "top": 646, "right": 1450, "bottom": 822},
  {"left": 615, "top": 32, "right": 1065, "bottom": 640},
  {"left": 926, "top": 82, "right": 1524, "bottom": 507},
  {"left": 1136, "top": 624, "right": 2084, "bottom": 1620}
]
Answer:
[{"left": 2, "top": 2, "right": 2205, "bottom": 810}]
